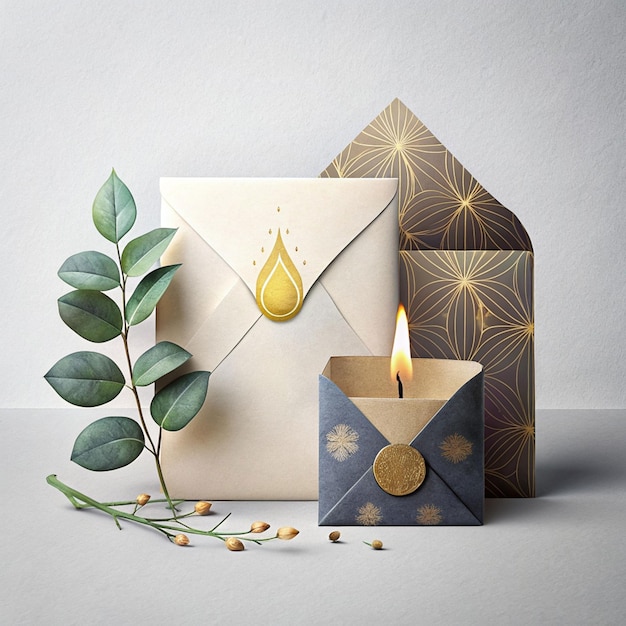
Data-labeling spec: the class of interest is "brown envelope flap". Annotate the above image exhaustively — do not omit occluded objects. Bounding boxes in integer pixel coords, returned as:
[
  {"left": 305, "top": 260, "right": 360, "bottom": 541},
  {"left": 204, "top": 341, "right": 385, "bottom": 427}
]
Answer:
[
  {"left": 323, "top": 356, "right": 482, "bottom": 444},
  {"left": 321, "top": 98, "right": 532, "bottom": 252}
]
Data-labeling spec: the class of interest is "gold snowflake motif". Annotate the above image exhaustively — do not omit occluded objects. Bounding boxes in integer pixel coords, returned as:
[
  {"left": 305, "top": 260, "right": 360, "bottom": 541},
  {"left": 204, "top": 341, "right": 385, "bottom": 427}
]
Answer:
[
  {"left": 416, "top": 504, "right": 443, "bottom": 525},
  {"left": 356, "top": 502, "right": 383, "bottom": 526},
  {"left": 326, "top": 423, "right": 359, "bottom": 462},
  {"left": 440, "top": 433, "right": 473, "bottom": 464}
]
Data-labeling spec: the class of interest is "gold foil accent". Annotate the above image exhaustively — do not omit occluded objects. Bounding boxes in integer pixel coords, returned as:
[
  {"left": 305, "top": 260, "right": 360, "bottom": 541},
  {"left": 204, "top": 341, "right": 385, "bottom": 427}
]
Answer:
[
  {"left": 440, "top": 433, "right": 473, "bottom": 463},
  {"left": 373, "top": 443, "right": 426, "bottom": 496},
  {"left": 356, "top": 502, "right": 383, "bottom": 525},
  {"left": 416, "top": 503, "right": 443, "bottom": 525},
  {"left": 255, "top": 229, "right": 303, "bottom": 322},
  {"left": 326, "top": 423, "right": 359, "bottom": 462}
]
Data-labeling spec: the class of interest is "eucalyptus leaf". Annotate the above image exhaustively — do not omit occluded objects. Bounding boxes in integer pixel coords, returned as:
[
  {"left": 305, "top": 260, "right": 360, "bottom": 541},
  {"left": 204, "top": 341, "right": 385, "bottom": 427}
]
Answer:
[
  {"left": 121, "top": 228, "right": 177, "bottom": 277},
  {"left": 58, "top": 290, "right": 122, "bottom": 342},
  {"left": 71, "top": 416, "right": 145, "bottom": 471},
  {"left": 132, "top": 341, "right": 192, "bottom": 387},
  {"left": 150, "top": 371, "right": 210, "bottom": 431},
  {"left": 58, "top": 251, "right": 120, "bottom": 291},
  {"left": 126, "top": 264, "right": 180, "bottom": 326},
  {"left": 92, "top": 169, "right": 136, "bottom": 243},
  {"left": 44, "top": 351, "right": 125, "bottom": 406}
]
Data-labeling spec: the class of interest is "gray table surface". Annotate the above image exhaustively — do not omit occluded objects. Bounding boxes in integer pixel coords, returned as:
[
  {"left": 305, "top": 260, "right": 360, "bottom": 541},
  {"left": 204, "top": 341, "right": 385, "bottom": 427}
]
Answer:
[{"left": 2, "top": 409, "right": 625, "bottom": 625}]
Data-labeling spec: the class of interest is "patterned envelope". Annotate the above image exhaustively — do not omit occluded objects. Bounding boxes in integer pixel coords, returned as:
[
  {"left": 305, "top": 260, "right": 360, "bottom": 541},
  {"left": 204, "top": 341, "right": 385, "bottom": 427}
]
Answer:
[
  {"left": 319, "top": 357, "right": 484, "bottom": 526},
  {"left": 321, "top": 99, "right": 535, "bottom": 497}
]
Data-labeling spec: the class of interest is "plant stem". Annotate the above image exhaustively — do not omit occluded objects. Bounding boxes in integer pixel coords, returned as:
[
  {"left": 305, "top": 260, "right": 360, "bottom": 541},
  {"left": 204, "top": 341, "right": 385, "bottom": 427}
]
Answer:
[
  {"left": 46, "top": 475, "right": 264, "bottom": 545},
  {"left": 116, "top": 241, "right": 177, "bottom": 517}
]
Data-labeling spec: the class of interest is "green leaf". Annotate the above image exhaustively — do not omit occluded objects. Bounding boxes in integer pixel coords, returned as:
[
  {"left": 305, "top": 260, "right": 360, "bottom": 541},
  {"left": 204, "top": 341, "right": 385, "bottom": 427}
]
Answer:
[
  {"left": 58, "top": 290, "right": 122, "bottom": 342},
  {"left": 44, "top": 351, "right": 125, "bottom": 406},
  {"left": 126, "top": 264, "right": 180, "bottom": 326},
  {"left": 71, "top": 416, "right": 145, "bottom": 471},
  {"left": 132, "top": 341, "right": 192, "bottom": 387},
  {"left": 92, "top": 169, "right": 137, "bottom": 243},
  {"left": 150, "top": 371, "right": 210, "bottom": 431},
  {"left": 58, "top": 251, "right": 120, "bottom": 291},
  {"left": 120, "top": 228, "right": 177, "bottom": 277}
]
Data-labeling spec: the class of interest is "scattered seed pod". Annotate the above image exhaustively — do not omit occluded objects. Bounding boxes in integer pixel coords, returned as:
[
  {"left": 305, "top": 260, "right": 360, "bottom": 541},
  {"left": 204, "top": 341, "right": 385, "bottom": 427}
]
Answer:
[
  {"left": 225, "top": 537, "right": 245, "bottom": 551},
  {"left": 194, "top": 501, "right": 212, "bottom": 515},
  {"left": 371, "top": 539, "right": 383, "bottom": 550},
  {"left": 174, "top": 534, "right": 190, "bottom": 546},
  {"left": 328, "top": 530, "right": 341, "bottom": 542}
]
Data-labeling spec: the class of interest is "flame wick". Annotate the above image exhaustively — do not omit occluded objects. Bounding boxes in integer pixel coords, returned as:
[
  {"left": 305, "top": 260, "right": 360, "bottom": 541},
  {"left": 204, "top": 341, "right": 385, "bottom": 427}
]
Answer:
[{"left": 396, "top": 371, "right": 403, "bottom": 399}]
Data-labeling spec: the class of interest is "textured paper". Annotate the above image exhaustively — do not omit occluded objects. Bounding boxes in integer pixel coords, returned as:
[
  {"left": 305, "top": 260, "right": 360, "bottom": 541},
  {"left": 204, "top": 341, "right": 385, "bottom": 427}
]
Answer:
[
  {"left": 321, "top": 99, "right": 535, "bottom": 497},
  {"left": 319, "top": 357, "right": 484, "bottom": 526},
  {"left": 158, "top": 178, "right": 398, "bottom": 499}
]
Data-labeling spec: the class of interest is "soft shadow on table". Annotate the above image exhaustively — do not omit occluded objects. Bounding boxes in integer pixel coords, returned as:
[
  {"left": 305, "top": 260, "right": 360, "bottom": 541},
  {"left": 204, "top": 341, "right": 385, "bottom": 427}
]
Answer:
[
  {"left": 484, "top": 496, "right": 557, "bottom": 524},
  {"left": 536, "top": 420, "right": 626, "bottom": 498},
  {"left": 536, "top": 458, "right": 619, "bottom": 497},
  {"left": 484, "top": 455, "right": 621, "bottom": 524}
]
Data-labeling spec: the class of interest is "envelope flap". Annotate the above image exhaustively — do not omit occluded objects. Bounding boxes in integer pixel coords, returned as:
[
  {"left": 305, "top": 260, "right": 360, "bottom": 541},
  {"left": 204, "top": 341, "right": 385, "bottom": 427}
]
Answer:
[
  {"left": 160, "top": 178, "right": 398, "bottom": 300},
  {"left": 322, "top": 98, "right": 533, "bottom": 252},
  {"left": 410, "top": 369, "right": 484, "bottom": 521},
  {"left": 319, "top": 375, "right": 389, "bottom": 521}
]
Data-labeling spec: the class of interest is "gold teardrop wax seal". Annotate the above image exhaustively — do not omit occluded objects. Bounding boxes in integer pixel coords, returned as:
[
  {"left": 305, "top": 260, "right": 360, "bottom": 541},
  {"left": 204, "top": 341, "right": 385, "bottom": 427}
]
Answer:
[
  {"left": 255, "top": 229, "right": 303, "bottom": 322},
  {"left": 373, "top": 444, "right": 426, "bottom": 496}
]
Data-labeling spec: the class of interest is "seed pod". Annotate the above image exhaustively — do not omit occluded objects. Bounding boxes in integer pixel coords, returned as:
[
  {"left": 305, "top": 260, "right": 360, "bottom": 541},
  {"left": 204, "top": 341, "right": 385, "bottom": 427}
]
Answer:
[
  {"left": 276, "top": 526, "right": 299, "bottom": 541},
  {"left": 136, "top": 493, "right": 151, "bottom": 506},
  {"left": 225, "top": 537, "right": 245, "bottom": 551},
  {"left": 194, "top": 501, "right": 212, "bottom": 515},
  {"left": 250, "top": 521, "right": 271, "bottom": 534},
  {"left": 371, "top": 539, "right": 383, "bottom": 550},
  {"left": 174, "top": 534, "right": 190, "bottom": 546},
  {"left": 328, "top": 530, "right": 341, "bottom": 542}
]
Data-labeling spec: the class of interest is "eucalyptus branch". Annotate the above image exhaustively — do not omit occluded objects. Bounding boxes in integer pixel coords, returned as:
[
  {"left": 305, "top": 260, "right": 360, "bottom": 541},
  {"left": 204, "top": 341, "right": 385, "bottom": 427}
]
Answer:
[{"left": 45, "top": 170, "right": 299, "bottom": 550}]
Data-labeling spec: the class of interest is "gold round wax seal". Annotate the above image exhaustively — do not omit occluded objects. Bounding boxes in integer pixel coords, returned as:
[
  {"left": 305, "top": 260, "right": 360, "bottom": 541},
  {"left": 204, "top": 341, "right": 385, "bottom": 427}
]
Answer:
[{"left": 373, "top": 444, "right": 426, "bottom": 496}]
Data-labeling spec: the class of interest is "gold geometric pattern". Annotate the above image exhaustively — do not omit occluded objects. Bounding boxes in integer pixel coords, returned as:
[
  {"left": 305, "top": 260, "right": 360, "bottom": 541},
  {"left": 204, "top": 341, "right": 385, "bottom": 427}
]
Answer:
[
  {"left": 356, "top": 502, "right": 383, "bottom": 526},
  {"left": 416, "top": 504, "right": 443, "bottom": 525},
  {"left": 440, "top": 433, "right": 473, "bottom": 464},
  {"left": 325, "top": 423, "right": 359, "bottom": 462},
  {"left": 322, "top": 99, "right": 532, "bottom": 253},
  {"left": 401, "top": 249, "right": 534, "bottom": 496},
  {"left": 322, "top": 98, "right": 535, "bottom": 497}
]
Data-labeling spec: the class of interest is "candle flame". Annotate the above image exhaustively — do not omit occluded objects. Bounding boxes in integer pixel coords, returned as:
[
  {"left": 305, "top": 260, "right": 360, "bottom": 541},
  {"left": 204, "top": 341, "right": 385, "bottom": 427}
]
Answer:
[{"left": 391, "top": 304, "right": 413, "bottom": 384}]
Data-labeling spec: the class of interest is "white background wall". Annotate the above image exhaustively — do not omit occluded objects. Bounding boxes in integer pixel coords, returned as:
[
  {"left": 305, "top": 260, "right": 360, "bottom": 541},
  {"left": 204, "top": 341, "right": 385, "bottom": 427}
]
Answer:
[{"left": 1, "top": 0, "right": 624, "bottom": 410}]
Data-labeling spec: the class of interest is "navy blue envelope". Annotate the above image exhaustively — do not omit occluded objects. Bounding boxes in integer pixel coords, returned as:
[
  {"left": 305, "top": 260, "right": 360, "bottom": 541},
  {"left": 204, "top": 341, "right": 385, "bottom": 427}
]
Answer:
[{"left": 319, "top": 357, "right": 484, "bottom": 526}]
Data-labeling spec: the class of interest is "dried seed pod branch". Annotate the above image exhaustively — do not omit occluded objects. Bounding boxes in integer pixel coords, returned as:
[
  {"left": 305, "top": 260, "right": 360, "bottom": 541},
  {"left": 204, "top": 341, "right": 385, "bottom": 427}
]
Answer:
[{"left": 47, "top": 475, "right": 299, "bottom": 549}]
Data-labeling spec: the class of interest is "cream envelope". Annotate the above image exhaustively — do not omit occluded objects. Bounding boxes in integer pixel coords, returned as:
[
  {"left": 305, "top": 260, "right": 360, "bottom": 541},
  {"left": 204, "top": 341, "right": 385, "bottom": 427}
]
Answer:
[{"left": 157, "top": 178, "right": 399, "bottom": 499}]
